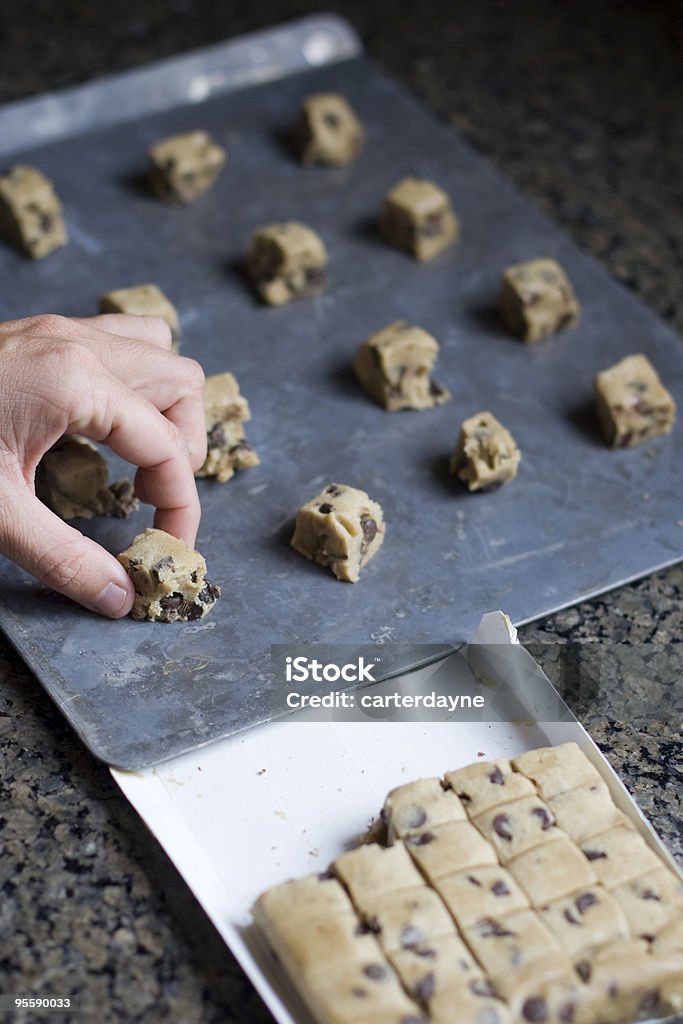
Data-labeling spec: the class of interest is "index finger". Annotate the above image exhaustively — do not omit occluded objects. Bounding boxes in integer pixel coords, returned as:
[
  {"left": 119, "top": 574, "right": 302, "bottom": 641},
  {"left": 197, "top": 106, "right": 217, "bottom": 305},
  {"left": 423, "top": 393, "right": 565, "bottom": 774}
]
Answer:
[{"left": 77, "top": 313, "right": 174, "bottom": 350}]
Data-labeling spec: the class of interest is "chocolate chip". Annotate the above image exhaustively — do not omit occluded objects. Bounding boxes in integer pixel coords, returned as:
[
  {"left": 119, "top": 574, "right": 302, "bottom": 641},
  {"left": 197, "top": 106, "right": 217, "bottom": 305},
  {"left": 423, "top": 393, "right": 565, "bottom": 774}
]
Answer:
[
  {"left": 531, "top": 806, "right": 554, "bottom": 830},
  {"left": 563, "top": 908, "right": 580, "bottom": 926},
  {"left": 634, "top": 400, "right": 652, "bottom": 415},
  {"left": 403, "top": 806, "right": 428, "bottom": 831},
  {"left": 492, "top": 813, "right": 513, "bottom": 841},
  {"left": 639, "top": 989, "right": 660, "bottom": 1015},
  {"left": 491, "top": 880, "right": 510, "bottom": 897},
  {"left": 351, "top": 987, "right": 367, "bottom": 999},
  {"left": 467, "top": 875, "right": 483, "bottom": 887},
  {"left": 414, "top": 972, "right": 435, "bottom": 1004},
  {"left": 366, "top": 916, "right": 380, "bottom": 933},
  {"left": 429, "top": 379, "right": 446, "bottom": 397},
  {"left": 360, "top": 516, "right": 378, "bottom": 555},
  {"left": 304, "top": 266, "right": 325, "bottom": 290},
  {"left": 607, "top": 983, "right": 618, "bottom": 998},
  {"left": 318, "top": 503, "right": 334, "bottom": 514},
  {"left": 419, "top": 211, "right": 444, "bottom": 237},
  {"left": 414, "top": 947, "right": 436, "bottom": 959},
  {"left": 476, "top": 917, "right": 515, "bottom": 938},
  {"left": 159, "top": 592, "right": 183, "bottom": 611},
  {"left": 583, "top": 847, "right": 607, "bottom": 861},
  {"left": 641, "top": 889, "right": 660, "bottom": 901},
  {"left": 401, "top": 1017, "right": 426, "bottom": 1024},
  {"left": 39, "top": 212, "right": 54, "bottom": 232},
  {"left": 406, "top": 832, "right": 434, "bottom": 847},
  {"left": 207, "top": 424, "right": 225, "bottom": 448},
  {"left": 400, "top": 925, "right": 425, "bottom": 948},
  {"left": 575, "top": 891, "right": 598, "bottom": 914},
  {"left": 228, "top": 440, "right": 254, "bottom": 456},
  {"left": 575, "top": 960, "right": 591, "bottom": 982},
  {"left": 559, "top": 1002, "right": 576, "bottom": 1023},
  {"left": 470, "top": 978, "right": 497, "bottom": 997},
  {"left": 323, "top": 111, "right": 341, "bottom": 128},
  {"left": 489, "top": 766, "right": 505, "bottom": 785},
  {"left": 458, "top": 791, "right": 472, "bottom": 803},
  {"left": 363, "top": 963, "right": 387, "bottom": 981},
  {"left": 326, "top": 485, "right": 343, "bottom": 496},
  {"left": 151, "top": 555, "right": 174, "bottom": 583},
  {"left": 522, "top": 996, "right": 548, "bottom": 1022},
  {"left": 199, "top": 581, "right": 221, "bottom": 604}
]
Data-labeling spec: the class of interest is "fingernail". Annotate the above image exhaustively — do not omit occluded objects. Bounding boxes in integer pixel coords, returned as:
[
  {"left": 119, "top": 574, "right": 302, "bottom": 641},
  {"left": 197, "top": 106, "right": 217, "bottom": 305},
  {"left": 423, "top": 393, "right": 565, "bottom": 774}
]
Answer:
[{"left": 94, "top": 582, "right": 130, "bottom": 617}]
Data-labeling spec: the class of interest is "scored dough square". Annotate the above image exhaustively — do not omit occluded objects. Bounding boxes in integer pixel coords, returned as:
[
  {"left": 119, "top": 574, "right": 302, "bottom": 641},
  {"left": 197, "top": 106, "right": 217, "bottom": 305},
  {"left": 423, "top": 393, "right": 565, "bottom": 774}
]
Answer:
[
  {"left": 537, "top": 886, "right": 630, "bottom": 957},
  {"left": 368, "top": 887, "right": 455, "bottom": 954},
  {"left": 332, "top": 844, "right": 424, "bottom": 917},
  {"left": 304, "top": 957, "right": 422, "bottom": 1024},
  {"left": 575, "top": 938, "right": 683, "bottom": 1024},
  {"left": 404, "top": 820, "right": 497, "bottom": 883},
  {"left": 463, "top": 910, "right": 565, "bottom": 992},
  {"left": 444, "top": 759, "right": 536, "bottom": 817},
  {"left": 611, "top": 867, "right": 683, "bottom": 939},
  {"left": 472, "top": 794, "right": 564, "bottom": 863},
  {"left": 579, "top": 826, "right": 664, "bottom": 888},
  {"left": 508, "top": 839, "right": 598, "bottom": 906},
  {"left": 436, "top": 865, "right": 529, "bottom": 929},
  {"left": 384, "top": 777, "right": 466, "bottom": 842},
  {"left": 547, "top": 780, "right": 632, "bottom": 842},
  {"left": 388, "top": 933, "right": 482, "bottom": 1007},
  {"left": 429, "top": 981, "right": 511, "bottom": 1024},
  {"left": 256, "top": 911, "right": 382, "bottom": 980},
  {"left": 253, "top": 873, "right": 354, "bottom": 923},
  {"left": 512, "top": 742, "right": 602, "bottom": 800},
  {"left": 502, "top": 961, "right": 586, "bottom": 1022}
]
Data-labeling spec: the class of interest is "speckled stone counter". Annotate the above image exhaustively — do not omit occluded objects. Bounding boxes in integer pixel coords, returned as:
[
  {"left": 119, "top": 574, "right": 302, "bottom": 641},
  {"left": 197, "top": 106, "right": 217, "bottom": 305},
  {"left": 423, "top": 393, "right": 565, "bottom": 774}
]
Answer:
[{"left": 1, "top": 2, "right": 682, "bottom": 1022}]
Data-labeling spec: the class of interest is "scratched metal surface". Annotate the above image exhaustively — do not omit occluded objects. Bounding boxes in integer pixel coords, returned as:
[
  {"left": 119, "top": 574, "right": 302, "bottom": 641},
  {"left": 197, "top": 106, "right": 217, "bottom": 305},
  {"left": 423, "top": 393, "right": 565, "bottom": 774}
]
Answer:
[{"left": 0, "top": 16, "right": 681, "bottom": 769}]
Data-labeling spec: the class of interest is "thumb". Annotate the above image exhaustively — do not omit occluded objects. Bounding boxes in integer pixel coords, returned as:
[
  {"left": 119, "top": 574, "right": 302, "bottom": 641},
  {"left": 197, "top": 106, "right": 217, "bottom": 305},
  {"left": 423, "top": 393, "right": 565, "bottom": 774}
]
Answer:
[{"left": 2, "top": 488, "right": 135, "bottom": 618}]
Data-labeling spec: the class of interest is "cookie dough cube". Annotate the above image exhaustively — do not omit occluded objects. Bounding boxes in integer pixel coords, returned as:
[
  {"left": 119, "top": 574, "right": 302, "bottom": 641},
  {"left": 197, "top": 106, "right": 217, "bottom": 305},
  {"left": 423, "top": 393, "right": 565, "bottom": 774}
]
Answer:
[
  {"left": 538, "top": 886, "right": 630, "bottom": 956},
  {"left": 512, "top": 743, "right": 602, "bottom": 800},
  {"left": 305, "top": 957, "right": 422, "bottom": 1024},
  {"left": 508, "top": 839, "right": 598, "bottom": 906},
  {"left": 352, "top": 321, "right": 451, "bottom": 412},
  {"left": 436, "top": 865, "right": 529, "bottom": 929},
  {"left": 0, "top": 165, "right": 68, "bottom": 259},
  {"left": 611, "top": 867, "right": 683, "bottom": 939},
  {"left": 404, "top": 820, "right": 497, "bottom": 883},
  {"left": 379, "top": 177, "right": 459, "bottom": 262},
  {"left": 245, "top": 221, "right": 327, "bottom": 306},
  {"left": 369, "top": 887, "right": 455, "bottom": 954},
  {"left": 579, "top": 826, "right": 663, "bottom": 888},
  {"left": 117, "top": 528, "right": 220, "bottom": 623},
  {"left": 383, "top": 777, "right": 466, "bottom": 842},
  {"left": 498, "top": 258, "right": 579, "bottom": 343},
  {"left": 504, "top": 962, "right": 586, "bottom": 1024},
  {"left": 291, "top": 483, "right": 384, "bottom": 584},
  {"left": 594, "top": 353, "right": 676, "bottom": 448},
  {"left": 291, "top": 92, "right": 364, "bottom": 166},
  {"left": 450, "top": 411, "right": 521, "bottom": 492},
  {"left": 254, "top": 906, "right": 381, "bottom": 979},
  {"left": 472, "top": 794, "right": 564, "bottom": 863},
  {"left": 547, "top": 780, "right": 632, "bottom": 843},
  {"left": 463, "top": 909, "right": 564, "bottom": 990},
  {"left": 332, "top": 844, "right": 425, "bottom": 917},
  {"left": 148, "top": 130, "right": 225, "bottom": 203},
  {"left": 99, "top": 284, "right": 180, "bottom": 346},
  {"left": 445, "top": 759, "right": 536, "bottom": 817},
  {"left": 196, "top": 372, "right": 259, "bottom": 484},
  {"left": 35, "top": 436, "right": 138, "bottom": 520},
  {"left": 389, "top": 933, "right": 482, "bottom": 1007}
]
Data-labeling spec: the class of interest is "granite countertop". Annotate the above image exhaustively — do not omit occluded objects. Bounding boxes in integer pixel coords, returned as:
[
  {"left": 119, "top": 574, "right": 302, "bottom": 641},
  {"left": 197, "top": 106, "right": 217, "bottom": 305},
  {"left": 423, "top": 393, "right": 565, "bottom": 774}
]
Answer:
[{"left": 1, "top": 2, "right": 681, "bottom": 1021}]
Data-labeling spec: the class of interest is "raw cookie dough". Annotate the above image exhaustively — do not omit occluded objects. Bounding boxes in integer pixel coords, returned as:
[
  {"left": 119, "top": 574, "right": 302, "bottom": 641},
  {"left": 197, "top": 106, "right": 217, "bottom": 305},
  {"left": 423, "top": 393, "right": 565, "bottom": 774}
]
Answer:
[
  {"left": 404, "top": 820, "right": 498, "bottom": 883},
  {"left": 379, "top": 178, "right": 459, "bottom": 262},
  {"left": 99, "top": 283, "right": 180, "bottom": 347},
  {"left": 388, "top": 933, "right": 481, "bottom": 1007},
  {"left": 579, "top": 826, "right": 663, "bottom": 888},
  {"left": 352, "top": 321, "right": 451, "bottom": 412},
  {"left": 594, "top": 353, "right": 676, "bottom": 448},
  {"left": 436, "top": 865, "right": 529, "bottom": 929},
  {"left": 503, "top": 962, "right": 586, "bottom": 1024},
  {"left": 611, "top": 867, "right": 683, "bottom": 939},
  {"left": 196, "top": 372, "right": 260, "bottom": 483},
  {"left": 497, "top": 258, "right": 579, "bottom": 343},
  {"left": 305, "top": 959, "right": 424, "bottom": 1024},
  {"left": 472, "top": 794, "right": 563, "bottom": 863},
  {"left": 383, "top": 777, "right": 466, "bottom": 842},
  {"left": 367, "top": 887, "right": 455, "bottom": 954},
  {"left": 333, "top": 844, "right": 425, "bottom": 917},
  {"left": 463, "top": 909, "right": 564, "bottom": 989},
  {"left": 291, "top": 93, "right": 364, "bottom": 166},
  {"left": 35, "top": 436, "right": 138, "bottom": 520},
  {"left": 450, "top": 411, "right": 521, "bottom": 492},
  {"left": 429, "top": 980, "right": 510, "bottom": 1024},
  {"left": 147, "top": 130, "right": 226, "bottom": 203},
  {"left": 508, "top": 839, "right": 598, "bottom": 906},
  {"left": 117, "top": 528, "right": 220, "bottom": 623},
  {"left": 245, "top": 221, "right": 327, "bottom": 305},
  {"left": 537, "top": 886, "right": 630, "bottom": 956},
  {"left": 291, "top": 483, "right": 385, "bottom": 583},
  {"left": 512, "top": 742, "right": 602, "bottom": 800},
  {"left": 652, "top": 918, "right": 683, "bottom": 957},
  {"left": 576, "top": 939, "right": 682, "bottom": 1024},
  {"left": 445, "top": 759, "right": 535, "bottom": 817},
  {"left": 547, "top": 780, "right": 632, "bottom": 843},
  {"left": 0, "top": 164, "right": 68, "bottom": 258}
]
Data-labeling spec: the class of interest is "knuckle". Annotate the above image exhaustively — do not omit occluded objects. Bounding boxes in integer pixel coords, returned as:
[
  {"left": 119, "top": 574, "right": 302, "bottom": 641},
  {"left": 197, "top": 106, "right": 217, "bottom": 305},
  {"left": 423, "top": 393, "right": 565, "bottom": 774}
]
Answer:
[
  {"left": 36, "top": 541, "right": 89, "bottom": 594},
  {"left": 30, "top": 313, "right": 71, "bottom": 337},
  {"left": 145, "top": 315, "right": 173, "bottom": 347},
  {"left": 178, "top": 357, "right": 205, "bottom": 391}
]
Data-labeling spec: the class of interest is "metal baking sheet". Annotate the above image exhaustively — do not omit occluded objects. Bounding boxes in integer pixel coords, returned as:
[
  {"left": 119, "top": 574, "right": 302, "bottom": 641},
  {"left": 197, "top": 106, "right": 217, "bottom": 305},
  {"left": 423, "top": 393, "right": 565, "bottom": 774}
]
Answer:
[{"left": 0, "top": 16, "right": 682, "bottom": 769}]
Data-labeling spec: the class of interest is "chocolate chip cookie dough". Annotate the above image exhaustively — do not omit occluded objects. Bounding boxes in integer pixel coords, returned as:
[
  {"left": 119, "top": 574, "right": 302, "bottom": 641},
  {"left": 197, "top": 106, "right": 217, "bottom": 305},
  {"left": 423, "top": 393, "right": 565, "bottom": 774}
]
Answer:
[
  {"left": 379, "top": 177, "right": 459, "bottom": 262},
  {"left": 99, "top": 283, "right": 180, "bottom": 346},
  {"left": 352, "top": 321, "right": 451, "bottom": 412},
  {"left": 0, "top": 164, "right": 68, "bottom": 259},
  {"left": 291, "top": 93, "right": 364, "bottom": 166},
  {"left": 35, "top": 436, "right": 137, "bottom": 520},
  {"left": 117, "top": 528, "right": 220, "bottom": 623},
  {"left": 594, "top": 354, "right": 676, "bottom": 448},
  {"left": 290, "top": 484, "right": 384, "bottom": 583},
  {"left": 245, "top": 222, "right": 327, "bottom": 305},
  {"left": 450, "top": 411, "right": 521, "bottom": 492},
  {"left": 196, "top": 372, "right": 259, "bottom": 484},
  {"left": 147, "top": 130, "right": 226, "bottom": 204},
  {"left": 498, "top": 258, "right": 579, "bottom": 342}
]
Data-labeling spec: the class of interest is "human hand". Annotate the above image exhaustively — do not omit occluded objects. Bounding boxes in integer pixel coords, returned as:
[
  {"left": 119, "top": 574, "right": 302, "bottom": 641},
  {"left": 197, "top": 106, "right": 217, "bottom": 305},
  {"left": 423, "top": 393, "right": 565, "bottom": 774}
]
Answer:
[{"left": 0, "top": 313, "right": 206, "bottom": 617}]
